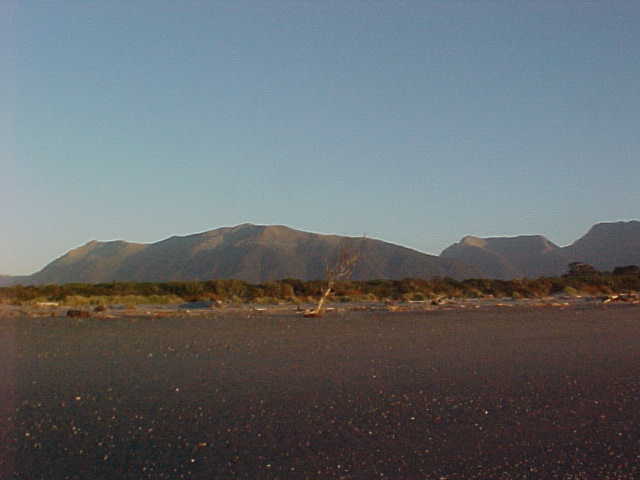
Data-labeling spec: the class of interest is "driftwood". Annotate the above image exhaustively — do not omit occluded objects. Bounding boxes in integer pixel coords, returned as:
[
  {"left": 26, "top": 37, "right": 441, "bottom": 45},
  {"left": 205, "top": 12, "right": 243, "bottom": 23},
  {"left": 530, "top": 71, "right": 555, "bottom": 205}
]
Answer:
[
  {"left": 601, "top": 293, "right": 640, "bottom": 304},
  {"left": 304, "top": 239, "right": 363, "bottom": 317}
]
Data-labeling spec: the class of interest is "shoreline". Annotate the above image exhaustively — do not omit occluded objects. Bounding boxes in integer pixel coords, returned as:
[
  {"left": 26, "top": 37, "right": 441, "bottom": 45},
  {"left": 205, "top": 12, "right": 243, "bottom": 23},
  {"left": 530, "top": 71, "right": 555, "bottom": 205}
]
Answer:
[{"left": 2, "top": 293, "right": 639, "bottom": 320}]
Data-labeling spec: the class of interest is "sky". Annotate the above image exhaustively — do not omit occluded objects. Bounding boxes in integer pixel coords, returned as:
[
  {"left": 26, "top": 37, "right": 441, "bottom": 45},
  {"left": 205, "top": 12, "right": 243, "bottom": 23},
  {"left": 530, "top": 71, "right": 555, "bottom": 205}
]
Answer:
[{"left": 2, "top": 1, "right": 639, "bottom": 275}]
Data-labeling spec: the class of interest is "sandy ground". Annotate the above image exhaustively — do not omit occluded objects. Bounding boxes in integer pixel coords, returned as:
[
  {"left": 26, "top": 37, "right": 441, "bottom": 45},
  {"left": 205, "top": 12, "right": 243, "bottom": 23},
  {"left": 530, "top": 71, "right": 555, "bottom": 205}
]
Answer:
[{"left": 2, "top": 303, "right": 640, "bottom": 479}]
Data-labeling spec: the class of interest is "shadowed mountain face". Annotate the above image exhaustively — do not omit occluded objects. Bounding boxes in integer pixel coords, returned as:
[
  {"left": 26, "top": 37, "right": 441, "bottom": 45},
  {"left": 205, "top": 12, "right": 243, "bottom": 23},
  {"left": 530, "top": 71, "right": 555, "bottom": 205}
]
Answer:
[
  {"left": 440, "top": 235, "right": 567, "bottom": 279},
  {"left": 440, "top": 221, "right": 640, "bottom": 279},
  {"left": 562, "top": 221, "right": 640, "bottom": 271},
  {"left": 26, "top": 224, "right": 478, "bottom": 285}
]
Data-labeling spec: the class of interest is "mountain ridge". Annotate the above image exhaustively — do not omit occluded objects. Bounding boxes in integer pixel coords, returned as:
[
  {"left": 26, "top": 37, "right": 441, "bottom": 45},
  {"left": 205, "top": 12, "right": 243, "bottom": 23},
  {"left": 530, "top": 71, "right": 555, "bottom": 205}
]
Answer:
[
  {"left": 22, "top": 223, "right": 478, "bottom": 285},
  {"left": 440, "top": 221, "right": 640, "bottom": 279},
  {"left": 441, "top": 234, "right": 567, "bottom": 279},
  {"left": 3, "top": 221, "right": 639, "bottom": 285}
]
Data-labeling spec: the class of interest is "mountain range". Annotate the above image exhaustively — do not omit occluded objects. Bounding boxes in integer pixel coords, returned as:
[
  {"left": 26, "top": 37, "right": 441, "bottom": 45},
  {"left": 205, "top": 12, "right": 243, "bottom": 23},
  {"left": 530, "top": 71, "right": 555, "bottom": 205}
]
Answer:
[
  {"left": 12, "top": 224, "right": 478, "bottom": 285},
  {"left": 1, "top": 221, "right": 639, "bottom": 285},
  {"left": 440, "top": 235, "right": 567, "bottom": 280},
  {"left": 441, "top": 221, "right": 640, "bottom": 280}
]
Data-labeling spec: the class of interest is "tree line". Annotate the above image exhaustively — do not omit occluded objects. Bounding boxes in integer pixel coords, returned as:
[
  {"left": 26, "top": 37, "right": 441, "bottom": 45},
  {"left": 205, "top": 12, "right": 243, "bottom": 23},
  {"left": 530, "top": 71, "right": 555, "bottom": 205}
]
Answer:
[{"left": 1, "top": 264, "right": 639, "bottom": 305}]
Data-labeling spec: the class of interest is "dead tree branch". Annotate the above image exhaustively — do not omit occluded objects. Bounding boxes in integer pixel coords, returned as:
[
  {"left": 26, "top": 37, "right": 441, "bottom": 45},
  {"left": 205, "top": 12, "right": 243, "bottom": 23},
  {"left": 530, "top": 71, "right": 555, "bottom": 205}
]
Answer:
[{"left": 304, "top": 238, "right": 364, "bottom": 317}]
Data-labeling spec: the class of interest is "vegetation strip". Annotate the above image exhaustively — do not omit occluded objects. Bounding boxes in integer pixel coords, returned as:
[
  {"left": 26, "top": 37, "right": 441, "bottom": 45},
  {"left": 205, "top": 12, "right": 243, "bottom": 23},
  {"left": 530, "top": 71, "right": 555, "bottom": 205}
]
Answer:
[{"left": 2, "top": 269, "right": 639, "bottom": 307}]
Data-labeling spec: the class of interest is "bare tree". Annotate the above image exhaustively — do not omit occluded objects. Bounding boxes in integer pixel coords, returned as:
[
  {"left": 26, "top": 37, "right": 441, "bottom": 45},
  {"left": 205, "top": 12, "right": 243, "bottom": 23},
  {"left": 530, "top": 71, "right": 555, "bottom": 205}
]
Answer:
[{"left": 304, "top": 238, "right": 364, "bottom": 317}]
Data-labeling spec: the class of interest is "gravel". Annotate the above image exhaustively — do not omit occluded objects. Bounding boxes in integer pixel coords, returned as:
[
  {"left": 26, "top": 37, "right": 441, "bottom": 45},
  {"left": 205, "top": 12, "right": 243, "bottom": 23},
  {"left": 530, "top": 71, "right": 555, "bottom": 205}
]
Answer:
[{"left": 4, "top": 304, "right": 640, "bottom": 479}]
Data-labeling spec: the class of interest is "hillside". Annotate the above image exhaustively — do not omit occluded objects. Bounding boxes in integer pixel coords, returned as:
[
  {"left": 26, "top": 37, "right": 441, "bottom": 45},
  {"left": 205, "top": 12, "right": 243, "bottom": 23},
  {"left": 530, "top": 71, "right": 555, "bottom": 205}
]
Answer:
[
  {"left": 562, "top": 221, "right": 640, "bottom": 271},
  {"left": 12, "top": 220, "right": 640, "bottom": 285},
  {"left": 440, "top": 221, "right": 640, "bottom": 279},
  {"left": 26, "top": 224, "right": 479, "bottom": 285},
  {"left": 440, "top": 235, "right": 567, "bottom": 279}
]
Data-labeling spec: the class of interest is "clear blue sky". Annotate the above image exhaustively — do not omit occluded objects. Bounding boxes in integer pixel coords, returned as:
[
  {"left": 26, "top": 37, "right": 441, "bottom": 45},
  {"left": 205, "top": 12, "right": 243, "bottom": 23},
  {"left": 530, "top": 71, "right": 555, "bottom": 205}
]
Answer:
[{"left": 3, "top": 1, "right": 639, "bottom": 275}]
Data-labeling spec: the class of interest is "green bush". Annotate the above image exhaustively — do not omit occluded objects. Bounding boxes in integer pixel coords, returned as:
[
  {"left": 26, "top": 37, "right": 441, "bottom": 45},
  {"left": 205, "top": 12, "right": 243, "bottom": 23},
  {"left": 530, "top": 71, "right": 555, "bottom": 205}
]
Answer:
[
  {"left": 561, "top": 286, "right": 580, "bottom": 297},
  {"left": 2, "top": 273, "right": 639, "bottom": 307}
]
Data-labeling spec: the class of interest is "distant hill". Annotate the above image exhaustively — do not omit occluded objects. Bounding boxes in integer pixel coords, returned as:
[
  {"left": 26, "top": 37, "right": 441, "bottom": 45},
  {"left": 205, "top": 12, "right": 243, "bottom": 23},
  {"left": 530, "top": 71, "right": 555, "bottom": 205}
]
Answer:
[
  {"left": 26, "top": 224, "right": 479, "bottom": 285},
  {"left": 440, "top": 221, "right": 640, "bottom": 279},
  {"left": 0, "top": 275, "right": 29, "bottom": 287},
  {"left": 9, "top": 220, "right": 640, "bottom": 285},
  {"left": 562, "top": 221, "right": 640, "bottom": 271},
  {"left": 440, "top": 235, "right": 567, "bottom": 279}
]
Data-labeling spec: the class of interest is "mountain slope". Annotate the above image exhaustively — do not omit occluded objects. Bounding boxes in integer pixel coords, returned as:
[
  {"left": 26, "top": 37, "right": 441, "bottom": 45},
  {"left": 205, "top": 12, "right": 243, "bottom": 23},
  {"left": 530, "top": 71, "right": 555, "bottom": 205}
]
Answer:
[
  {"left": 440, "top": 235, "right": 567, "bottom": 279},
  {"left": 20, "top": 220, "right": 640, "bottom": 284},
  {"left": 30, "top": 240, "right": 146, "bottom": 284},
  {"left": 562, "top": 221, "right": 640, "bottom": 271},
  {"left": 26, "top": 224, "right": 479, "bottom": 284},
  {"left": 440, "top": 220, "right": 640, "bottom": 278}
]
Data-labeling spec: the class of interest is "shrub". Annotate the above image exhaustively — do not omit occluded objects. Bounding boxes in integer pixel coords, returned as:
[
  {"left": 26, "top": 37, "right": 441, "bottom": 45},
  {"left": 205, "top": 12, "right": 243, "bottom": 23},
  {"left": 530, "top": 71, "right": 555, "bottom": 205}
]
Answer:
[{"left": 562, "top": 286, "right": 580, "bottom": 297}]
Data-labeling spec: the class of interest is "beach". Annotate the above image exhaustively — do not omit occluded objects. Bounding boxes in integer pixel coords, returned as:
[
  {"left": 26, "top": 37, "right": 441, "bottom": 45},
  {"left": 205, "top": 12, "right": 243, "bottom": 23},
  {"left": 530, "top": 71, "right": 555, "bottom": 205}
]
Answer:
[{"left": 4, "top": 303, "right": 640, "bottom": 479}]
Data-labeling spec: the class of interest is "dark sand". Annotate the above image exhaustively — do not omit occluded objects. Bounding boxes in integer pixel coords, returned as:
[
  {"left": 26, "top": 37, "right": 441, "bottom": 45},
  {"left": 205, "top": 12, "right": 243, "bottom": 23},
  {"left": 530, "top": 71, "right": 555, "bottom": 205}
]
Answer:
[{"left": 4, "top": 304, "right": 640, "bottom": 479}]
